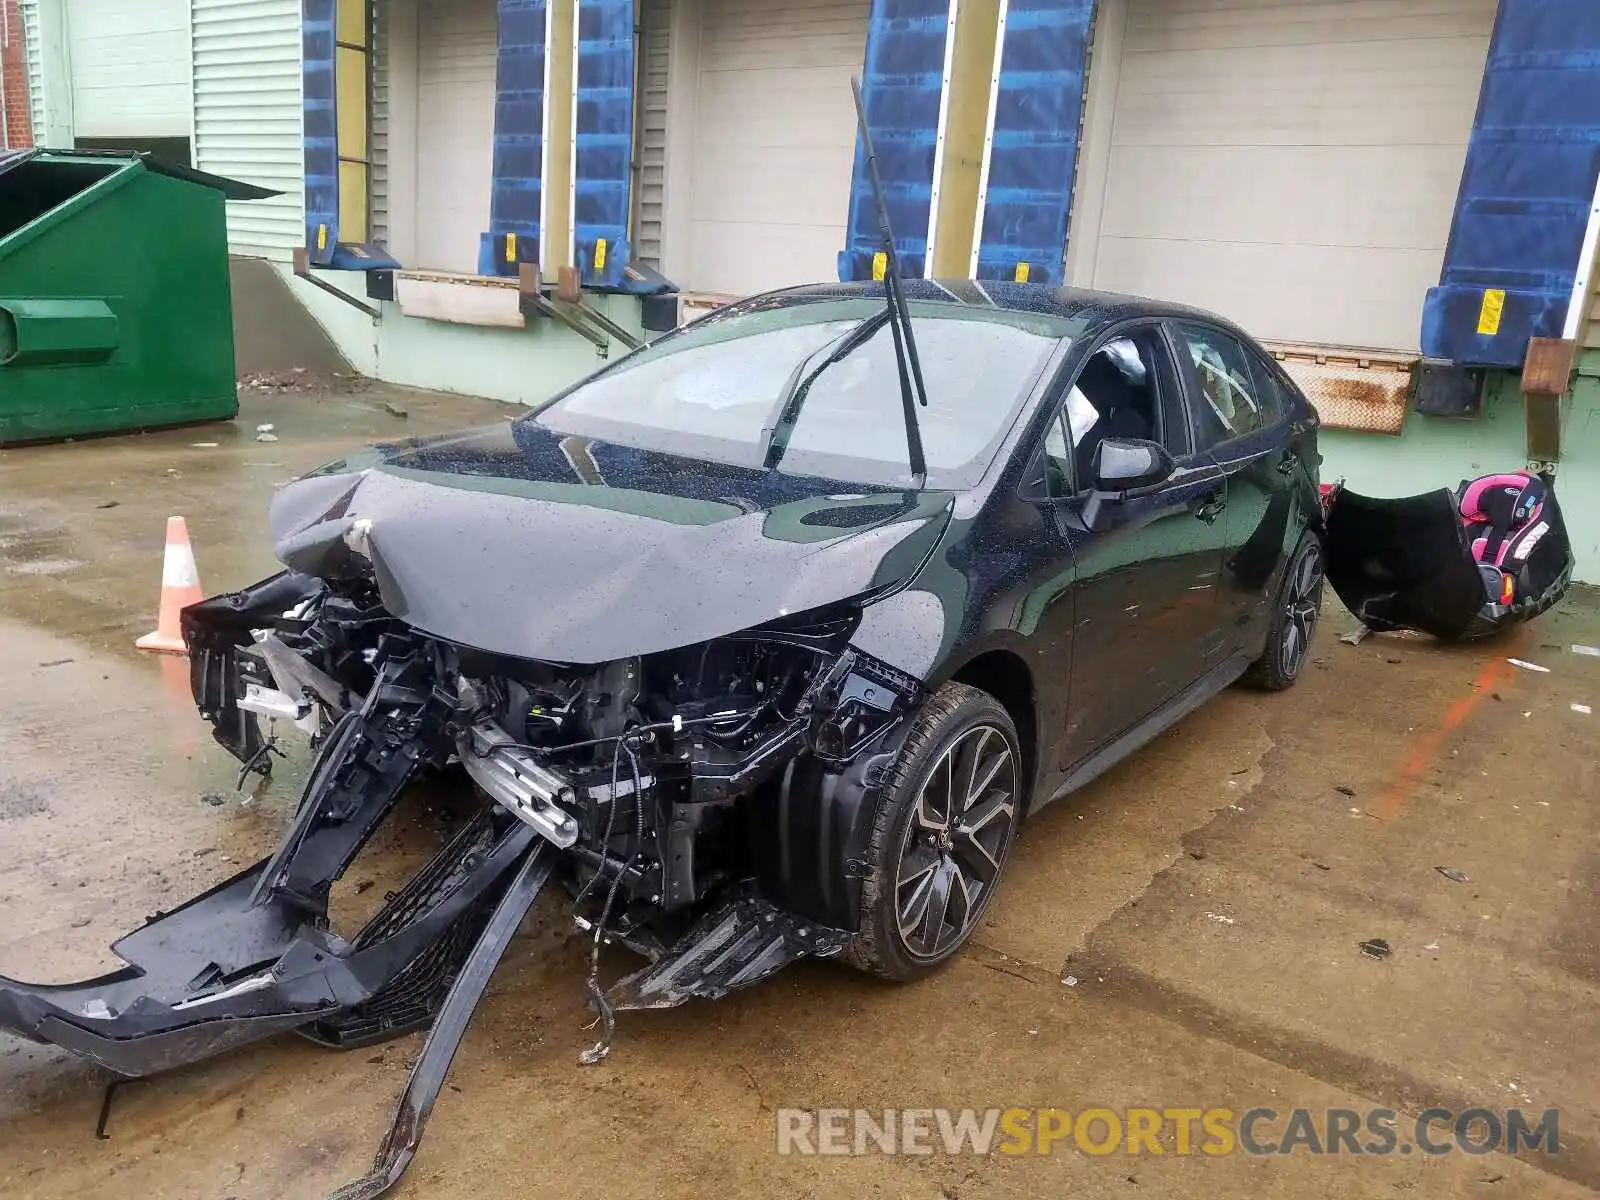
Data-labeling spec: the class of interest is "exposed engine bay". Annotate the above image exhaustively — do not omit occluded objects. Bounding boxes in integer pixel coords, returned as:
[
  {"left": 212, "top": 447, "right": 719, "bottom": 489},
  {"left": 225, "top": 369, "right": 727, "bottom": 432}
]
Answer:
[
  {"left": 0, "top": 566, "right": 923, "bottom": 1198},
  {"left": 196, "top": 568, "right": 920, "bottom": 941}
]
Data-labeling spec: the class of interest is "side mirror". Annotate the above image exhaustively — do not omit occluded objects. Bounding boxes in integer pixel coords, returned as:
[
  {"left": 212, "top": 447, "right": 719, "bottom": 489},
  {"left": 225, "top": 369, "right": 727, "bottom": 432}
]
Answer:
[{"left": 1093, "top": 438, "right": 1175, "bottom": 492}]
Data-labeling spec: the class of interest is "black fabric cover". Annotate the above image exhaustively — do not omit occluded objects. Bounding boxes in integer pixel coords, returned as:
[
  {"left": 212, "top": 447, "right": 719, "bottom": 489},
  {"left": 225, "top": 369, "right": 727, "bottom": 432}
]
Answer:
[
  {"left": 1324, "top": 488, "right": 1487, "bottom": 639},
  {"left": 1326, "top": 484, "right": 1575, "bottom": 640}
]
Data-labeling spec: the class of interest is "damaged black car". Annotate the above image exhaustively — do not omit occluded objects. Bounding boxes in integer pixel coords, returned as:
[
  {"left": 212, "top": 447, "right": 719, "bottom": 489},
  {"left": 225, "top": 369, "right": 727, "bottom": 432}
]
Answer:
[{"left": 0, "top": 280, "right": 1325, "bottom": 1196}]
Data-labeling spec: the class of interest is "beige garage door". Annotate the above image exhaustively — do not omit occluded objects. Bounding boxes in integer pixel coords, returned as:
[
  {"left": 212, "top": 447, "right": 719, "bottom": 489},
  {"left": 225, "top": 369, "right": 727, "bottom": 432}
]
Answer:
[
  {"left": 1089, "top": 0, "right": 1496, "bottom": 352},
  {"left": 414, "top": 0, "right": 498, "bottom": 273},
  {"left": 66, "top": 0, "right": 191, "bottom": 139},
  {"left": 684, "top": 0, "right": 868, "bottom": 296}
]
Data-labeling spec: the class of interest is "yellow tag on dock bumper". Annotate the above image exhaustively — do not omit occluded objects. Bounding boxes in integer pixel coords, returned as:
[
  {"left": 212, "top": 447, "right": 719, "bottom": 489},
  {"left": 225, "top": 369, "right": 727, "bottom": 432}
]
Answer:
[
  {"left": 1478, "top": 288, "right": 1505, "bottom": 336},
  {"left": 595, "top": 238, "right": 608, "bottom": 272},
  {"left": 872, "top": 252, "right": 887, "bottom": 281},
  {"left": 317, "top": 224, "right": 328, "bottom": 251},
  {"left": 1014, "top": 262, "right": 1030, "bottom": 283},
  {"left": 506, "top": 232, "right": 518, "bottom": 263}
]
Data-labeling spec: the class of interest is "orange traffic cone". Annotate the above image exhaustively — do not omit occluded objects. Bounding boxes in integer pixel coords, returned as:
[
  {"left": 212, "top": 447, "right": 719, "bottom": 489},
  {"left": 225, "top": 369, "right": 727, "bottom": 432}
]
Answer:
[{"left": 135, "top": 516, "right": 204, "bottom": 655}]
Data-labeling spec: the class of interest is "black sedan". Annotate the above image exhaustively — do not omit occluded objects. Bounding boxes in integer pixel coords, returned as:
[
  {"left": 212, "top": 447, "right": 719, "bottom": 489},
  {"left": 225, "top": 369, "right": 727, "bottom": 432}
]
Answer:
[{"left": 0, "top": 280, "right": 1323, "bottom": 1197}]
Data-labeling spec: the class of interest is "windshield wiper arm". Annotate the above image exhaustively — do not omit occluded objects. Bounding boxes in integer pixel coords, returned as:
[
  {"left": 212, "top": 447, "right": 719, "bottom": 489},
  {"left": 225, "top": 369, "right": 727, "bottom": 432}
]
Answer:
[
  {"left": 761, "top": 309, "right": 892, "bottom": 470},
  {"left": 851, "top": 75, "right": 929, "bottom": 486},
  {"left": 760, "top": 81, "right": 928, "bottom": 483}
]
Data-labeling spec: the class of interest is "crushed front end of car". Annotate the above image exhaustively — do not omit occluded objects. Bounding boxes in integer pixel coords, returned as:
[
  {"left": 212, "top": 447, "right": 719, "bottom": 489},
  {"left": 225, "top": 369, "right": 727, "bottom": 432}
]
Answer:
[{"left": 0, "top": 429, "right": 949, "bottom": 1197}]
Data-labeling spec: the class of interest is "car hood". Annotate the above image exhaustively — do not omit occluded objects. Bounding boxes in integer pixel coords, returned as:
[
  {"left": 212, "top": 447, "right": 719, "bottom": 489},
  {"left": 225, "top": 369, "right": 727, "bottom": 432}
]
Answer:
[{"left": 267, "top": 421, "right": 955, "bottom": 663}]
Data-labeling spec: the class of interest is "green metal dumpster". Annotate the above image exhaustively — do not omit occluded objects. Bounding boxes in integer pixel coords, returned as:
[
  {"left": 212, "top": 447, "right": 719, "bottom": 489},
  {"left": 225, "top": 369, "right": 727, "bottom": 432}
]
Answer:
[{"left": 0, "top": 149, "right": 278, "bottom": 445}]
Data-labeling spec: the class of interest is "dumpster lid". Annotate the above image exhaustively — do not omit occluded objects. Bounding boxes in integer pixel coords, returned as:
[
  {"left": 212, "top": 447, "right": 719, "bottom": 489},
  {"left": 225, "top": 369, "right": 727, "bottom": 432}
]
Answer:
[
  {"left": 0, "top": 149, "right": 35, "bottom": 182},
  {"left": 0, "top": 148, "right": 282, "bottom": 201},
  {"left": 138, "top": 154, "right": 283, "bottom": 201}
]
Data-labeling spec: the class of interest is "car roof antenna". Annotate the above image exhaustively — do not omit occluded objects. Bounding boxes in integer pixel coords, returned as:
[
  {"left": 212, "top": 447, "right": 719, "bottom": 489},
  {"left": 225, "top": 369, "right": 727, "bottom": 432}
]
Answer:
[{"left": 851, "top": 76, "right": 929, "bottom": 486}]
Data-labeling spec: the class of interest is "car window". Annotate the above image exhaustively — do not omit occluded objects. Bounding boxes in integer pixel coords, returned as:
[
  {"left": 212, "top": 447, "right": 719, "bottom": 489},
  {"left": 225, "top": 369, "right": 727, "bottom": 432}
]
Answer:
[
  {"left": 1042, "top": 411, "right": 1073, "bottom": 498},
  {"left": 533, "top": 299, "right": 1070, "bottom": 489},
  {"left": 1247, "top": 351, "right": 1297, "bottom": 423},
  {"left": 1051, "top": 327, "right": 1188, "bottom": 492},
  {"left": 1174, "top": 323, "right": 1280, "bottom": 447},
  {"left": 782, "top": 316, "right": 1059, "bottom": 483}
]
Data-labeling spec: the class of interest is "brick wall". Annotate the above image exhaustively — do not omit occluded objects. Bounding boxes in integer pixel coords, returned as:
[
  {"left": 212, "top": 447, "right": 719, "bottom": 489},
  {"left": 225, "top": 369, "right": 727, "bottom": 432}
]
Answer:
[{"left": 2, "top": 0, "right": 34, "bottom": 150}]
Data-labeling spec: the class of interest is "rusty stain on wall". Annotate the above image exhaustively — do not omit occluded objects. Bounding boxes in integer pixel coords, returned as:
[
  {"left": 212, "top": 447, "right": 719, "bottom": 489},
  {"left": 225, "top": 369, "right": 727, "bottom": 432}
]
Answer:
[{"left": 1271, "top": 349, "right": 1414, "bottom": 435}]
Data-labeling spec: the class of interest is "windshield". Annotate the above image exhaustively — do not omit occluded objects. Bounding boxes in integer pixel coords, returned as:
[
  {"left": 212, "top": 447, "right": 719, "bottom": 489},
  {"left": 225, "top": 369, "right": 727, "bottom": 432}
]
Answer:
[{"left": 528, "top": 298, "right": 1072, "bottom": 488}]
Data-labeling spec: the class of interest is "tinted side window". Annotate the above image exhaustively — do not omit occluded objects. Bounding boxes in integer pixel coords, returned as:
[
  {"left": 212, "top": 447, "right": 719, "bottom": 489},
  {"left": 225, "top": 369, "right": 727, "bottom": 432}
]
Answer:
[
  {"left": 1247, "top": 352, "right": 1297, "bottom": 423},
  {"left": 1175, "top": 323, "right": 1278, "bottom": 447}
]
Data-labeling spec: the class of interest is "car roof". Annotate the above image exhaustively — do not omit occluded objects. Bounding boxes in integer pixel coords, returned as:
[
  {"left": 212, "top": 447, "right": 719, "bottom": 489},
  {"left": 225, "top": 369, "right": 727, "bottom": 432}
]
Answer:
[{"left": 742, "top": 279, "right": 1253, "bottom": 343}]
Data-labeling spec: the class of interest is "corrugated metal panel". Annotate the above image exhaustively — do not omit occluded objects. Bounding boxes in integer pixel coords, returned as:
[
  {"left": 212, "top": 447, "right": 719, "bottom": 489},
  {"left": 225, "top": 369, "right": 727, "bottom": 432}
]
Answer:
[
  {"left": 415, "top": 0, "right": 497, "bottom": 273},
  {"left": 20, "top": 0, "right": 45, "bottom": 145},
  {"left": 371, "top": 0, "right": 389, "bottom": 248},
  {"left": 66, "top": 0, "right": 192, "bottom": 138},
  {"left": 687, "top": 0, "right": 868, "bottom": 296},
  {"left": 192, "top": 0, "right": 305, "bottom": 259},
  {"left": 1094, "top": 0, "right": 1496, "bottom": 353},
  {"left": 633, "top": 0, "right": 670, "bottom": 271}
]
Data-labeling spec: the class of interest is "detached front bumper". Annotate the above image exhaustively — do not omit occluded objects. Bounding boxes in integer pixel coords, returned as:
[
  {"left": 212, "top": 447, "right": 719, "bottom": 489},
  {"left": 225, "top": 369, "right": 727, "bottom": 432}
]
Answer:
[
  {"left": 0, "top": 861, "right": 341, "bottom": 1076},
  {"left": 0, "top": 813, "right": 539, "bottom": 1078}
]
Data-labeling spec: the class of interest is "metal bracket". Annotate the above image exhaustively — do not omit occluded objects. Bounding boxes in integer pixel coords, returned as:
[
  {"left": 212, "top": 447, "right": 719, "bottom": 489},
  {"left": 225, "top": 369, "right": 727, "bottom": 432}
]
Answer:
[
  {"left": 564, "top": 297, "right": 643, "bottom": 352},
  {"left": 526, "top": 291, "right": 610, "bottom": 356},
  {"left": 519, "top": 264, "right": 607, "bottom": 355},
  {"left": 1527, "top": 458, "right": 1559, "bottom": 483},
  {"left": 556, "top": 266, "right": 644, "bottom": 351},
  {"left": 517, "top": 264, "right": 644, "bottom": 357},
  {"left": 293, "top": 247, "right": 382, "bottom": 320}
]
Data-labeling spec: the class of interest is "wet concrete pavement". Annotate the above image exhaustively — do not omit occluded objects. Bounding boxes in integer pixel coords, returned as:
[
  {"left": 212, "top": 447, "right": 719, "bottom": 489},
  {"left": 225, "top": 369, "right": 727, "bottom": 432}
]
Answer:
[{"left": 0, "top": 389, "right": 1596, "bottom": 1199}]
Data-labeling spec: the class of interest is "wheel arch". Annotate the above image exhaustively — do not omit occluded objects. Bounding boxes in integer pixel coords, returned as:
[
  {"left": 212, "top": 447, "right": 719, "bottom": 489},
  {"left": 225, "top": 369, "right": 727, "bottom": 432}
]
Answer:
[{"left": 947, "top": 649, "right": 1039, "bottom": 814}]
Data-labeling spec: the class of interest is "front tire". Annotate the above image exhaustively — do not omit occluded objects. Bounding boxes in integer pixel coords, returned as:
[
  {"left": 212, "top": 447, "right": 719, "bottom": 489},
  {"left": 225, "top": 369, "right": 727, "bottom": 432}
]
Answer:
[
  {"left": 1248, "top": 532, "right": 1324, "bottom": 691},
  {"left": 847, "top": 683, "right": 1023, "bottom": 981}
]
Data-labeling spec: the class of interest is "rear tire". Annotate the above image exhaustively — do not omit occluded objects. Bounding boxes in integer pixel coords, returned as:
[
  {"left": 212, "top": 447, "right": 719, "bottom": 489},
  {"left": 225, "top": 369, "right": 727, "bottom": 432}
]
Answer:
[
  {"left": 1248, "top": 532, "right": 1324, "bottom": 691},
  {"left": 847, "top": 683, "right": 1023, "bottom": 981}
]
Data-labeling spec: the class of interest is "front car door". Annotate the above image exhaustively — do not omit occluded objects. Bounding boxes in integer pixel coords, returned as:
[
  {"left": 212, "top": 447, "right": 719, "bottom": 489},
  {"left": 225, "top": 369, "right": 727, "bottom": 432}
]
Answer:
[
  {"left": 1168, "top": 321, "right": 1307, "bottom": 661},
  {"left": 1043, "top": 323, "right": 1232, "bottom": 766}
]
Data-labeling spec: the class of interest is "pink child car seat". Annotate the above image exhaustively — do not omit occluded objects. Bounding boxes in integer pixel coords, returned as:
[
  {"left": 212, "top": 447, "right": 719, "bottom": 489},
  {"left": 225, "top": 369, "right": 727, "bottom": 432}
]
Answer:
[{"left": 1458, "top": 472, "right": 1547, "bottom": 568}]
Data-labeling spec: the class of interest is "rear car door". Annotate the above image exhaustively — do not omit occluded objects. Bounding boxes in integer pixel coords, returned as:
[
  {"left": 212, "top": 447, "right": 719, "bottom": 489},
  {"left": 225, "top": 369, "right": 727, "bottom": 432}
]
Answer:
[
  {"left": 1169, "top": 321, "right": 1304, "bottom": 661},
  {"left": 1049, "top": 323, "right": 1231, "bottom": 764}
]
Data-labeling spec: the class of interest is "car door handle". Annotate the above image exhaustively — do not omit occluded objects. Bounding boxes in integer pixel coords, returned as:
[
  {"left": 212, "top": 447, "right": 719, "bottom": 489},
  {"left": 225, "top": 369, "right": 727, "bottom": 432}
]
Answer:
[{"left": 1194, "top": 494, "right": 1226, "bottom": 524}]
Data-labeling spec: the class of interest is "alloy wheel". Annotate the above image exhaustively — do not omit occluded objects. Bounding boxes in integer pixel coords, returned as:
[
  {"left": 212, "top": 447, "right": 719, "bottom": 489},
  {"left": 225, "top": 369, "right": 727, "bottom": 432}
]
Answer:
[
  {"left": 893, "top": 724, "right": 1018, "bottom": 960},
  {"left": 1279, "top": 541, "right": 1324, "bottom": 679}
]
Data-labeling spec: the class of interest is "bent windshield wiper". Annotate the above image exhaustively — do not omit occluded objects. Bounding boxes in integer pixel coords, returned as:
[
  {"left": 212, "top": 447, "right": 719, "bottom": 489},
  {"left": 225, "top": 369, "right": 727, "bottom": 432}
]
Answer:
[{"left": 761, "top": 309, "right": 892, "bottom": 470}]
